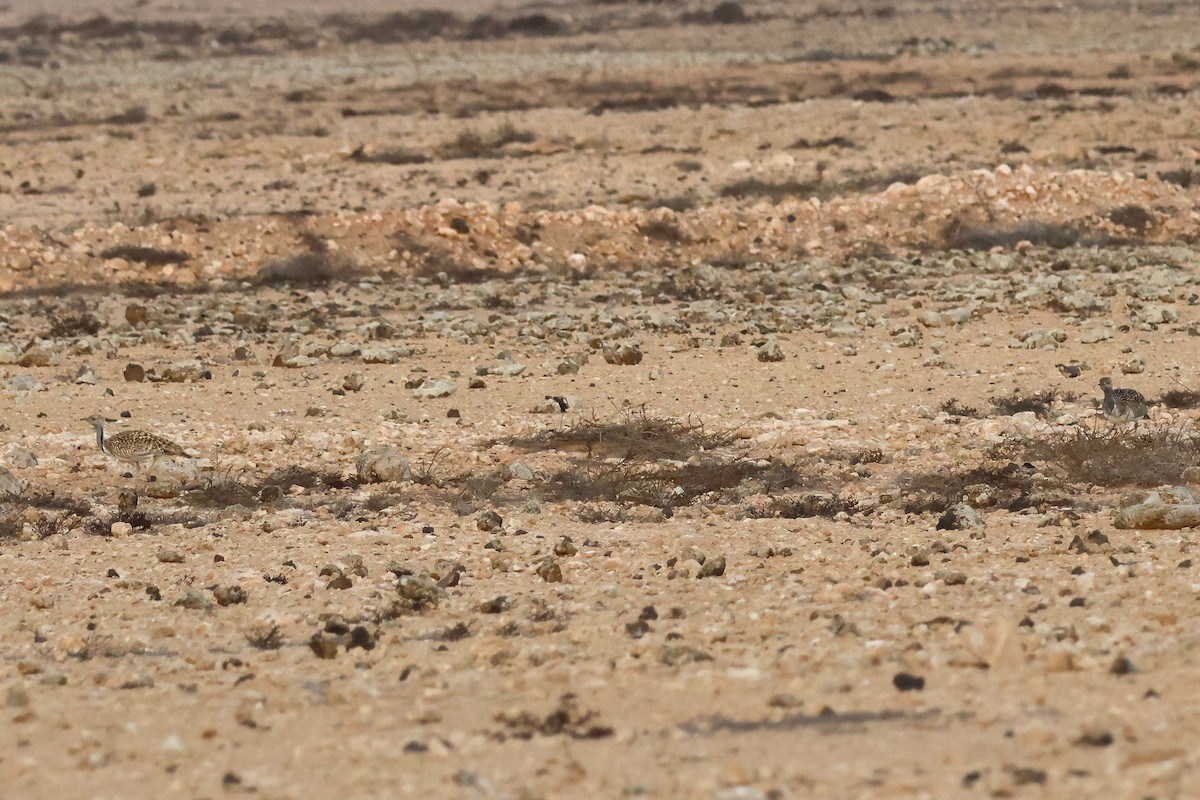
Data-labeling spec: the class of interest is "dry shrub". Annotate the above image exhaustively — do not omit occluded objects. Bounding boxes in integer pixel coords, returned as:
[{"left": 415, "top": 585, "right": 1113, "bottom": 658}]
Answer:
[
  {"left": 349, "top": 146, "right": 430, "bottom": 165},
  {"left": 1159, "top": 389, "right": 1200, "bottom": 409},
  {"left": 990, "top": 389, "right": 1070, "bottom": 417},
  {"left": 941, "top": 398, "right": 982, "bottom": 418},
  {"left": 184, "top": 471, "right": 259, "bottom": 508},
  {"left": 262, "top": 465, "right": 358, "bottom": 492},
  {"left": 506, "top": 13, "right": 565, "bottom": 36},
  {"left": 506, "top": 409, "right": 732, "bottom": 461},
  {"left": 747, "top": 492, "right": 860, "bottom": 519},
  {"left": 414, "top": 260, "right": 507, "bottom": 286},
  {"left": 897, "top": 462, "right": 1041, "bottom": 514},
  {"left": 790, "top": 136, "right": 856, "bottom": 149},
  {"left": 48, "top": 308, "right": 103, "bottom": 338},
  {"left": 939, "top": 219, "right": 1080, "bottom": 251},
  {"left": 0, "top": 493, "right": 93, "bottom": 540},
  {"left": 325, "top": 10, "right": 461, "bottom": 43},
  {"left": 438, "top": 124, "right": 535, "bottom": 160},
  {"left": 255, "top": 251, "right": 358, "bottom": 287},
  {"left": 99, "top": 245, "right": 191, "bottom": 266},
  {"left": 1107, "top": 205, "right": 1155, "bottom": 234},
  {"left": 184, "top": 465, "right": 357, "bottom": 510},
  {"left": 1002, "top": 426, "right": 1200, "bottom": 488},
  {"left": 638, "top": 219, "right": 690, "bottom": 243},
  {"left": 104, "top": 105, "right": 148, "bottom": 125},
  {"left": 1159, "top": 169, "right": 1196, "bottom": 188},
  {"left": 447, "top": 467, "right": 510, "bottom": 501},
  {"left": 720, "top": 178, "right": 819, "bottom": 202},
  {"left": 640, "top": 195, "right": 696, "bottom": 213}
]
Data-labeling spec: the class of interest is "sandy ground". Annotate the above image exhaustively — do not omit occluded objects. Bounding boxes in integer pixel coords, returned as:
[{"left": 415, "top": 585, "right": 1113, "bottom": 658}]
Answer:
[{"left": 3, "top": 1, "right": 1200, "bottom": 799}]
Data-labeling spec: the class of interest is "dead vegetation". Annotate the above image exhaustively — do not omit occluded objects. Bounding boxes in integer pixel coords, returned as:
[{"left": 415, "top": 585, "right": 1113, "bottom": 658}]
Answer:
[
  {"left": 897, "top": 462, "right": 1043, "bottom": 514},
  {"left": 348, "top": 145, "right": 430, "bottom": 166},
  {"left": 939, "top": 219, "right": 1083, "bottom": 251},
  {"left": 504, "top": 410, "right": 732, "bottom": 460},
  {"left": 47, "top": 307, "right": 103, "bottom": 338},
  {"left": 1159, "top": 389, "right": 1200, "bottom": 409},
  {"left": 99, "top": 245, "right": 191, "bottom": 266},
  {"left": 501, "top": 409, "right": 835, "bottom": 517},
  {"left": 746, "top": 492, "right": 861, "bottom": 519},
  {"left": 1001, "top": 425, "right": 1200, "bottom": 488},
  {"left": 254, "top": 245, "right": 359, "bottom": 287},
  {"left": 940, "top": 398, "right": 982, "bottom": 419},
  {"left": 183, "top": 466, "right": 359, "bottom": 509},
  {"left": 437, "top": 124, "right": 536, "bottom": 160},
  {"left": 990, "top": 389, "right": 1072, "bottom": 417}
]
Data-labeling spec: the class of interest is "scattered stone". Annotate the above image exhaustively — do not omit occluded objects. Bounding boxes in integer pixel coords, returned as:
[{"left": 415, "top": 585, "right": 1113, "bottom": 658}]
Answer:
[
  {"left": 1110, "top": 654, "right": 1136, "bottom": 675},
  {"left": 6, "top": 447, "right": 36, "bottom": 469},
  {"left": 755, "top": 341, "right": 785, "bottom": 362},
  {"left": 1074, "top": 728, "right": 1115, "bottom": 747},
  {"left": 412, "top": 379, "right": 457, "bottom": 398},
  {"left": 535, "top": 558, "right": 563, "bottom": 583},
  {"left": 309, "top": 632, "right": 340, "bottom": 659},
  {"left": 17, "top": 344, "right": 57, "bottom": 367},
  {"left": 893, "top": 672, "right": 926, "bottom": 692},
  {"left": 356, "top": 446, "right": 412, "bottom": 483},
  {"left": 554, "top": 536, "right": 577, "bottom": 557},
  {"left": 361, "top": 346, "right": 405, "bottom": 364},
  {"left": 625, "top": 619, "right": 651, "bottom": 639},
  {"left": 395, "top": 575, "right": 443, "bottom": 612},
  {"left": 696, "top": 556, "right": 726, "bottom": 578},
  {"left": 603, "top": 343, "right": 643, "bottom": 365},
  {"left": 0, "top": 467, "right": 23, "bottom": 498},
  {"left": 1115, "top": 489, "right": 1200, "bottom": 530},
  {"left": 937, "top": 503, "right": 985, "bottom": 530},
  {"left": 476, "top": 510, "right": 503, "bottom": 532},
  {"left": 213, "top": 585, "right": 247, "bottom": 606},
  {"left": 156, "top": 548, "right": 184, "bottom": 563},
  {"left": 175, "top": 590, "right": 212, "bottom": 610},
  {"left": 160, "top": 359, "right": 209, "bottom": 382},
  {"left": 3, "top": 374, "right": 41, "bottom": 393},
  {"left": 480, "top": 596, "right": 511, "bottom": 614}
]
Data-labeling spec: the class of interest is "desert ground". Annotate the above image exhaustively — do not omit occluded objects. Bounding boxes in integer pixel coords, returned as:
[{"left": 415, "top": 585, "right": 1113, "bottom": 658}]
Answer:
[{"left": 3, "top": 0, "right": 1200, "bottom": 798}]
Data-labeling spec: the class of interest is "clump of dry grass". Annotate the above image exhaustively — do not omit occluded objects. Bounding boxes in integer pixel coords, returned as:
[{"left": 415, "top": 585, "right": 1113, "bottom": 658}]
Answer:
[
  {"left": 746, "top": 492, "right": 860, "bottom": 519},
  {"left": 990, "top": 389, "right": 1072, "bottom": 417},
  {"left": 47, "top": 308, "right": 103, "bottom": 338},
  {"left": 256, "top": 228, "right": 352, "bottom": 287},
  {"left": 348, "top": 145, "right": 430, "bottom": 166},
  {"left": 183, "top": 465, "right": 360, "bottom": 510},
  {"left": 939, "top": 219, "right": 1081, "bottom": 251},
  {"left": 254, "top": 250, "right": 358, "bottom": 287},
  {"left": 413, "top": 259, "right": 507, "bottom": 286},
  {"left": 941, "top": 398, "right": 982, "bottom": 419},
  {"left": 505, "top": 408, "right": 733, "bottom": 461},
  {"left": 437, "top": 123, "right": 535, "bottom": 160},
  {"left": 99, "top": 245, "right": 191, "bottom": 266},
  {"left": 1000, "top": 425, "right": 1200, "bottom": 488},
  {"left": 897, "top": 462, "right": 1042, "bottom": 514},
  {"left": 1158, "top": 389, "right": 1200, "bottom": 409},
  {"left": 507, "top": 409, "right": 817, "bottom": 517}
]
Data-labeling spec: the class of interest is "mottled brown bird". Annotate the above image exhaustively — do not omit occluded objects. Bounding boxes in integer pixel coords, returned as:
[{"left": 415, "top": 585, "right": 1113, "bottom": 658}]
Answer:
[
  {"left": 1098, "top": 377, "right": 1149, "bottom": 425},
  {"left": 83, "top": 415, "right": 187, "bottom": 471}
]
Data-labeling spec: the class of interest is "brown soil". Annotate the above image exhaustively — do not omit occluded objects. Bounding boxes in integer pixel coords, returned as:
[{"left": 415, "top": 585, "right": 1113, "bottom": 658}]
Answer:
[{"left": 3, "top": 1, "right": 1200, "bottom": 798}]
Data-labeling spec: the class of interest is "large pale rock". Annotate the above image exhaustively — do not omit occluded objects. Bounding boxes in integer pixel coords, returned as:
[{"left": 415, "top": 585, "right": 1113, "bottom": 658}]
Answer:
[
  {"left": 1114, "top": 488, "right": 1200, "bottom": 529},
  {"left": 0, "top": 466, "right": 25, "bottom": 497},
  {"left": 356, "top": 447, "right": 412, "bottom": 483}
]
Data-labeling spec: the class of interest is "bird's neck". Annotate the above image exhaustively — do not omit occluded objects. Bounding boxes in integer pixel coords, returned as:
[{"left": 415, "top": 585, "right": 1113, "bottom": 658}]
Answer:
[{"left": 94, "top": 424, "right": 105, "bottom": 453}]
